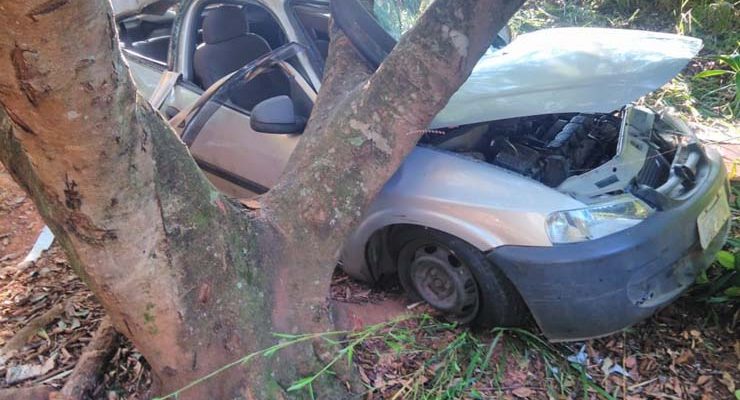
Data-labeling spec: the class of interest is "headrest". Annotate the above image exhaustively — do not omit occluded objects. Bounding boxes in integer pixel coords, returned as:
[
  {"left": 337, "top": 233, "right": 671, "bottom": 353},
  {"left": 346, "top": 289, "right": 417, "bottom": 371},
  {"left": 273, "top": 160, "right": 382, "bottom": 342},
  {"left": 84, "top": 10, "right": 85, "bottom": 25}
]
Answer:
[{"left": 202, "top": 6, "right": 248, "bottom": 44}]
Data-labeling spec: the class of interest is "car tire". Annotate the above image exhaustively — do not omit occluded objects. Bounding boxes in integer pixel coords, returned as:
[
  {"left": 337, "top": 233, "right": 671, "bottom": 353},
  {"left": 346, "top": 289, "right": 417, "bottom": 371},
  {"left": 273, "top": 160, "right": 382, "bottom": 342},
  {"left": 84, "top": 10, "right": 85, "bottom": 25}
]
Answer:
[{"left": 392, "top": 227, "right": 528, "bottom": 328}]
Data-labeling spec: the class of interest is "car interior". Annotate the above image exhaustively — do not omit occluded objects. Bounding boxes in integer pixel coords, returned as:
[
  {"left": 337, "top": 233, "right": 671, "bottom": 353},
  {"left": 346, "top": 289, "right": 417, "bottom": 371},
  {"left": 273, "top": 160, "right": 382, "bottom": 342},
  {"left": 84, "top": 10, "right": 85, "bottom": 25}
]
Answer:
[
  {"left": 293, "top": 3, "right": 330, "bottom": 60},
  {"left": 192, "top": 3, "right": 293, "bottom": 112},
  {"left": 119, "top": 1, "right": 321, "bottom": 128}
]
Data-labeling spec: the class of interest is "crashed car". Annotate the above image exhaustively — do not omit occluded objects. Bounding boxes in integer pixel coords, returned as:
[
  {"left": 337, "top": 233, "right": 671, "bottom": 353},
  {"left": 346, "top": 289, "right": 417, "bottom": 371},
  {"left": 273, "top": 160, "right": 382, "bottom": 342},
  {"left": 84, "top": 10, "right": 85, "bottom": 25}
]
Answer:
[{"left": 116, "top": 0, "right": 731, "bottom": 341}]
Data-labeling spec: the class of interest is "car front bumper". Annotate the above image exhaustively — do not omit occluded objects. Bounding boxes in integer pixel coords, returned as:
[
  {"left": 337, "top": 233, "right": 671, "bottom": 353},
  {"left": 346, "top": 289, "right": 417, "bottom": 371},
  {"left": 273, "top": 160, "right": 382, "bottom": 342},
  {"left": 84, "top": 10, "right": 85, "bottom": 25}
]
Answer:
[{"left": 487, "top": 148, "right": 731, "bottom": 341}]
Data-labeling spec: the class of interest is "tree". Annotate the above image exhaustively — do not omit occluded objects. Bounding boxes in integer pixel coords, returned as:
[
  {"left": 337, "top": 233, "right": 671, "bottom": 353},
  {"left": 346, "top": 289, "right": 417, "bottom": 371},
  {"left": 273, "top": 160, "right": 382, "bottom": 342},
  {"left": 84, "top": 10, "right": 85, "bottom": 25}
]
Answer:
[{"left": 0, "top": 0, "right": 523, "bottom": 398}]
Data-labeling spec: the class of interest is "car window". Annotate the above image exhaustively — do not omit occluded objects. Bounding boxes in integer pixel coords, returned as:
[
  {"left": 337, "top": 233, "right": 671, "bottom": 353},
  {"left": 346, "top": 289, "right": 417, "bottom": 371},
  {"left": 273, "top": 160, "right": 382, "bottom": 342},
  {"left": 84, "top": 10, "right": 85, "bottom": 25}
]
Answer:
[
  {"left": 118, "top": 5, "right": 177, "bottom": 65},
  {"left": 373, "top": 0, "right": 509, "bottom": 47},
  {"left": 181, "top": 44, "right": 312, "bottom": 144},
  {"left": 191, "top": 3, "right": 288, "bottom": 90},
  {"left": 293, "top": 4, "right": 330, "bottom": 60}
]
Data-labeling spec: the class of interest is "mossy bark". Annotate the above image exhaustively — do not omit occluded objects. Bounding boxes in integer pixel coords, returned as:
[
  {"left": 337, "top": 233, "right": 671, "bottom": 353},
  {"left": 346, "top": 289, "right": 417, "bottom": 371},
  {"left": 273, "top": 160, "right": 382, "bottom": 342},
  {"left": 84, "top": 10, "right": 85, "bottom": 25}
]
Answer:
[{"left": 0, "top": 0, "right": 523, "bottom": 398}]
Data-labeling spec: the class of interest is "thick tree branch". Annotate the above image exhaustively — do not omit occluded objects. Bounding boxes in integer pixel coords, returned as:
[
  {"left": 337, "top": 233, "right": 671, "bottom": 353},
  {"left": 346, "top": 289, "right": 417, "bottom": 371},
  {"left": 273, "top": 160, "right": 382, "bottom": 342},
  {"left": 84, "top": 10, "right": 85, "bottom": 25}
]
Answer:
[
  {"left": 264, "top": 0, "right": 525, "bottom": 257},
  {"left": 0, "top": 1, "right": 273, "bottom": 397},
  {"left": 0, "top": 0, "right": 525, "bottom": 397},
  {"left": 260, "top": 2, "right": 525, "bottom": 389}
]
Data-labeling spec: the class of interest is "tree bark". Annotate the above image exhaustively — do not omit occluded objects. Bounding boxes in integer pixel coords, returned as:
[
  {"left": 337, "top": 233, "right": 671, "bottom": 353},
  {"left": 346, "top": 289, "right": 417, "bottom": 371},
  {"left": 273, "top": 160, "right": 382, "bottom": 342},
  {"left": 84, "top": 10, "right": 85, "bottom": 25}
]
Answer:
[{"left": 0, "top": 0, "right": 523, "bottom": 398}]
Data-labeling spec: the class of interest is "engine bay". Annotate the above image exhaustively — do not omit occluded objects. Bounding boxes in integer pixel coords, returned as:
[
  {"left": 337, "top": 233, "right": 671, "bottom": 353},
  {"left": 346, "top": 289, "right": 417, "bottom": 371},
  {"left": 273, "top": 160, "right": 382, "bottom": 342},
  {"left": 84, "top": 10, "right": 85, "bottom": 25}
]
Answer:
[{"left": 425, "top": 107, "right": 677, "bottom": 198}]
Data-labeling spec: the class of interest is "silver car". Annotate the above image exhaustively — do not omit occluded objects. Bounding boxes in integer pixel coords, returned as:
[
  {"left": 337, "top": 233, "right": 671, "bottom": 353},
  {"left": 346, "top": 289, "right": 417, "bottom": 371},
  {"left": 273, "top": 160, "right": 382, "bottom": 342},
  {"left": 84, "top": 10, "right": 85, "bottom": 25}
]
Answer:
[{"left": 117, "top": 0, "right": 731, "bottom": 340}]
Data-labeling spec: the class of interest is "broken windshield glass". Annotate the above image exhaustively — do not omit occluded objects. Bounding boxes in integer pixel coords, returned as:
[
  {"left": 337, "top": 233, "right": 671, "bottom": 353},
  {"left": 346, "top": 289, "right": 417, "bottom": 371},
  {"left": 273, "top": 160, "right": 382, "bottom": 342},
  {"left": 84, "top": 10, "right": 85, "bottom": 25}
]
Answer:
[{"left": 372, "top": 0, "right": 432, "bottom": 40}]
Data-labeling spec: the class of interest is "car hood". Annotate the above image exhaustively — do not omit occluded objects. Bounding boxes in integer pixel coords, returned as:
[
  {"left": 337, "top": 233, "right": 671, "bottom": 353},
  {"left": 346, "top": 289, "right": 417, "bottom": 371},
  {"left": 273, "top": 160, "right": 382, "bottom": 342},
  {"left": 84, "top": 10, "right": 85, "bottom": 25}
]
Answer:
[{"left": 431, "top": 28, "right": 702, "bottom": 129}]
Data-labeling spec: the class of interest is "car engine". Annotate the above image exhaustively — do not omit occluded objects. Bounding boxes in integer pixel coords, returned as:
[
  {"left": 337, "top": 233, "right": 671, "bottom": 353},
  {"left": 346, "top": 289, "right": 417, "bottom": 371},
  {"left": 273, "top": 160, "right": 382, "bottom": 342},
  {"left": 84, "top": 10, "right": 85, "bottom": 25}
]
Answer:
[{"left": 428, "top": 113, "right": 623, "bottom": 187}]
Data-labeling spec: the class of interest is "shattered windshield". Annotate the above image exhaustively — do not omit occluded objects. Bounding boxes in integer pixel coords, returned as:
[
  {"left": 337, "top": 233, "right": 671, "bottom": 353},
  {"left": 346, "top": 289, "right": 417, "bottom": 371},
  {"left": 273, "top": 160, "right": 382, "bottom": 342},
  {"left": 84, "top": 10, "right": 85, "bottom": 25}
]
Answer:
[{"left": 372, "top": 0, "right": 433, "bottom": 40}]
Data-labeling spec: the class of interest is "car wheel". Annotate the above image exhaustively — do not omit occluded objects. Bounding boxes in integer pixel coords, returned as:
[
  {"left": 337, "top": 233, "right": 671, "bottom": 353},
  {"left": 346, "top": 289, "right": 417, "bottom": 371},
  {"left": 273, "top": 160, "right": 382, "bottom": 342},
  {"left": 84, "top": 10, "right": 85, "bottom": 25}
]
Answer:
[{"left": 392, "top": 227, "right": 527, "bottom": 327}]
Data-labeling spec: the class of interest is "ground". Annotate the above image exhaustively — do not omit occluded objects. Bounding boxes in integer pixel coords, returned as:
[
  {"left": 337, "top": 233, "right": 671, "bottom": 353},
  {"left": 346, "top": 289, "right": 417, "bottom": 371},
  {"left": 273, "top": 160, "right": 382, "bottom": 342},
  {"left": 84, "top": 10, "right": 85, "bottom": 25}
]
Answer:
[{"left": 2, "top": 1, "right": 740, "bottom": 399}]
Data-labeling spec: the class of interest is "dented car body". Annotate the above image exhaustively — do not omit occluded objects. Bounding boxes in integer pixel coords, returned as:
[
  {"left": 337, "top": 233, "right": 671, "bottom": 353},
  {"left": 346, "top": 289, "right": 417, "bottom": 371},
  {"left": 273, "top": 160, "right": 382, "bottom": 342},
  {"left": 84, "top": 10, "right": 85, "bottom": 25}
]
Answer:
[{"left": 117, "top": 0, "right": 731, "bottom": 340}]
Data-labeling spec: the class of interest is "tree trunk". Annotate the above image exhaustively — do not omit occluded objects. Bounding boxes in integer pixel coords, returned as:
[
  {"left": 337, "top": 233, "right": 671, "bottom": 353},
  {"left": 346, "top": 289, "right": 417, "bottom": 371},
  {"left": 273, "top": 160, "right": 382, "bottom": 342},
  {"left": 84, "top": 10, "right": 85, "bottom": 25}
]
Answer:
[{"left": 0, "top": 0, "right": 523, "bottom": 398}]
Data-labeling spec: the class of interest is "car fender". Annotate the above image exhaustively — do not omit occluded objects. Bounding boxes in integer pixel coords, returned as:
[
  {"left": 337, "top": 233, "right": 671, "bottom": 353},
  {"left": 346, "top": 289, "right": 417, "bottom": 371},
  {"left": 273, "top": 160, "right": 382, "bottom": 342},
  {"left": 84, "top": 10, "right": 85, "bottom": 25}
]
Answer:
[{"left": 340, "top": 147, "right": 585, "bottom": 282}]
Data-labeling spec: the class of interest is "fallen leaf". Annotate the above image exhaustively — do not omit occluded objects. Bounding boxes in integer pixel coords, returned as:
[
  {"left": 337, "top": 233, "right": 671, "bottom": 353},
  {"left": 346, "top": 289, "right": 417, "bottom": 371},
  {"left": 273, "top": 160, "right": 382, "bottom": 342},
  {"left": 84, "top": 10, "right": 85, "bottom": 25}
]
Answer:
[
  {"left": 239, "top": 199, "right": 262, "bottom": 210},
  {"left": 675, "top": 349, "right": 693, "bottom": 365},
  {"left": 720, "top": 371, "right": 736, "bottom": 393},
  {"left": 601, "top": 357, "right": 614, "bottom": 375},
  {"left": 512, "top": 387, "right": 534, "bottom": 398},
  {"left": 697, "top": 375, "right": 712, "bottom": 386}
]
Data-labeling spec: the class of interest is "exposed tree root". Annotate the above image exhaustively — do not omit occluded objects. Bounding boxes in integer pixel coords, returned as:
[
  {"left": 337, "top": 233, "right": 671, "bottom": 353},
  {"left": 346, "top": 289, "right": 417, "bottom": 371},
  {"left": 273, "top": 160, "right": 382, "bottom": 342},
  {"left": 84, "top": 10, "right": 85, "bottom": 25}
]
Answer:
[{"left": 51, "top": 317, "right": 120, "bottom": 400}]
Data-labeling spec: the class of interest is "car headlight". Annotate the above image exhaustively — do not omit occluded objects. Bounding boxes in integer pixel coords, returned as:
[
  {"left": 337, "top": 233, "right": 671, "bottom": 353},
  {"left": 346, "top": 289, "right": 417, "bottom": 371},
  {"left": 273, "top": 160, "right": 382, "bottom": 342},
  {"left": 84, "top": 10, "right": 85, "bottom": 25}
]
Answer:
[{"left": 546, "top": 196, "right": 653, "bottom": 244}]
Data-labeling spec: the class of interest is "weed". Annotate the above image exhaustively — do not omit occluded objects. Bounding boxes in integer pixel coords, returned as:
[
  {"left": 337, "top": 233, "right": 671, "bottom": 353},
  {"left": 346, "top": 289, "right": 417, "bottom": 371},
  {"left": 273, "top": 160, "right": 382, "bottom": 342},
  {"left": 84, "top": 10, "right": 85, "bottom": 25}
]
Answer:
[{"left": 693, "top": 52, "right": 740, "bottom": 117}]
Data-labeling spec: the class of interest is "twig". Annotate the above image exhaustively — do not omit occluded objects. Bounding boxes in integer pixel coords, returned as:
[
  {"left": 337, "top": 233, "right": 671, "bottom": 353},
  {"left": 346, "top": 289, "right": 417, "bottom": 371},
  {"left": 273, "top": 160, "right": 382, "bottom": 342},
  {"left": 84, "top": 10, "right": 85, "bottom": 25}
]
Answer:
[
  {"left": 628, "top": 377, "right": 659, "bottom": 391},
  {"left": 38, "top": 368, "right": 74, "bottom": 384},
  {"left": 0, "top": 301, "right": 67, "bottom": 358}
]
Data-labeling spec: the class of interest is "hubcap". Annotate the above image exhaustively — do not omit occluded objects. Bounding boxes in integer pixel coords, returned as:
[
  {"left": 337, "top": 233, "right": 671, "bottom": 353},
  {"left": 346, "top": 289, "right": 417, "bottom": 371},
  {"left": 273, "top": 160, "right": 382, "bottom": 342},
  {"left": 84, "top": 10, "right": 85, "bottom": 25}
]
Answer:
[{"left": 408, "top": 244, "right": 479, "bottom": 323}]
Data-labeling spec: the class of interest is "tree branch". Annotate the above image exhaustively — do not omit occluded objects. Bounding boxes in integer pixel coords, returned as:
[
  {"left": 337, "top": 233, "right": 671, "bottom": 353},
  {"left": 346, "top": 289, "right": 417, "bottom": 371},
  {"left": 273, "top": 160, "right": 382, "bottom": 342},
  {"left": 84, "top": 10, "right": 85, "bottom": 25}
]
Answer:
[{"left": 264, "top": 0, "right": 524, "bottom": 254}]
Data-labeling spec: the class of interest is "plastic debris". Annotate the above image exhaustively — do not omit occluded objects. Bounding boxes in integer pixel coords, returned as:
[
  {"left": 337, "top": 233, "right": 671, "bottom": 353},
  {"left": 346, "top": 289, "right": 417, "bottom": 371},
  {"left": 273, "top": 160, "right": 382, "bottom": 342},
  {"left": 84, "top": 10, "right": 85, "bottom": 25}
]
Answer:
[
  {"left": 567, "top": 345, "right": 588, "bottom": 365},
  {"left": 16, "top": 226, "right": 54, "bottom": 271}
]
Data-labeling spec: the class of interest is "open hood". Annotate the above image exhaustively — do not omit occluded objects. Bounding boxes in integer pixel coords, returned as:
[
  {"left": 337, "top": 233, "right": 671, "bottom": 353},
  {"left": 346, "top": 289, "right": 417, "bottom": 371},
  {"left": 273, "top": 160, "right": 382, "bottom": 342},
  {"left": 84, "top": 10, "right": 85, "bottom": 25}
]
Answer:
[{"left": 431, "top": 28, "right": 702, "bottom": 128}]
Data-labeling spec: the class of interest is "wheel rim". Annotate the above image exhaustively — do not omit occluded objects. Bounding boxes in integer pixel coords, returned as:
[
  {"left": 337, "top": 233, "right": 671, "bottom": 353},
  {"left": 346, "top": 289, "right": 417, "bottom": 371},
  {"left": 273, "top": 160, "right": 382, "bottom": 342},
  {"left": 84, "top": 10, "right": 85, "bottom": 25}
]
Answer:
[{"left": 407, "top": 243, "right": 479, "bottom": 323}]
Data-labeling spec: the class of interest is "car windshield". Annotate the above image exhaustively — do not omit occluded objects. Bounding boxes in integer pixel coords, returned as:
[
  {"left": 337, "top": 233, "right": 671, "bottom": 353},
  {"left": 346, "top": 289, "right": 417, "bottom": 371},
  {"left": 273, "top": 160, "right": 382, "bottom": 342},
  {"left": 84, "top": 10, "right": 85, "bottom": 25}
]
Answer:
[{"left": 372, "top": 0, "right": 432, "bottom": 40}]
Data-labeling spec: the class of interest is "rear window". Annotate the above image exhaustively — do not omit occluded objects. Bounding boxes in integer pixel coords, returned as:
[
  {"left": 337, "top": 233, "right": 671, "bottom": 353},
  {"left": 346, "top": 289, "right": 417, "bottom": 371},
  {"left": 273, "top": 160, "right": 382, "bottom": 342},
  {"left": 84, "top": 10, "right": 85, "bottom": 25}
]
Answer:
[{"left": 118, "top": 6, "right": 177, "bottom": 64}]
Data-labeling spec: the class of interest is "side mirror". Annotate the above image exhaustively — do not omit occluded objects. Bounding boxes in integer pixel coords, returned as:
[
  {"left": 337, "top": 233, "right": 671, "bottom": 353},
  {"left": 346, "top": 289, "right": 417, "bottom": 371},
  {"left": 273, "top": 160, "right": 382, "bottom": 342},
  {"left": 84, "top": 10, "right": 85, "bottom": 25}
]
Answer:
[{"left": 250, "top": 95, "right": 306, "bottom": 134}]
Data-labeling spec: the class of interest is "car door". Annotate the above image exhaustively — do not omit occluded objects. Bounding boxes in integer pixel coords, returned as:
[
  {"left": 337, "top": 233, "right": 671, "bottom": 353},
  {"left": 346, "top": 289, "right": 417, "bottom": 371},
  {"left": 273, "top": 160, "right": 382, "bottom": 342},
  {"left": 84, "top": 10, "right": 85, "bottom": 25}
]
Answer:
[{"left": 173, "top": 44, "right": 317, "bottom": 198}]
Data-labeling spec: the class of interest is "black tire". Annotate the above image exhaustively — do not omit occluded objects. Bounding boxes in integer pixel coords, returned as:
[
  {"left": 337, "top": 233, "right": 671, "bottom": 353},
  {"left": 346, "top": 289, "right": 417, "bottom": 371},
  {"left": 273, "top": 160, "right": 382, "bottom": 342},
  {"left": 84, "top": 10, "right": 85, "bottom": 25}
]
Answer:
[{"left": 392, "top": 227, "right": 528, "bottom": 328}]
